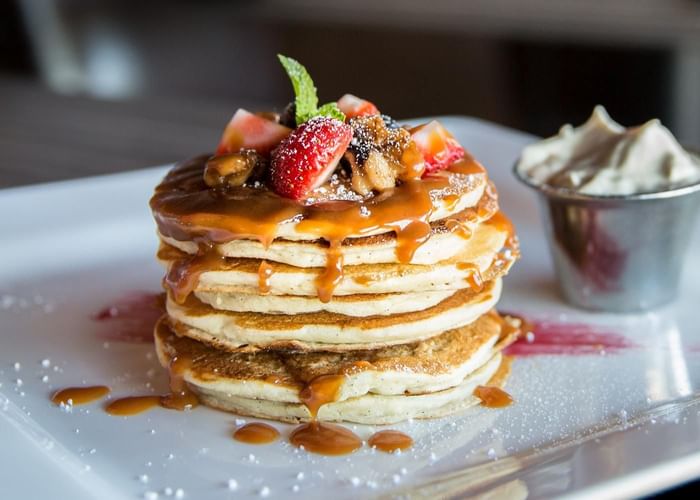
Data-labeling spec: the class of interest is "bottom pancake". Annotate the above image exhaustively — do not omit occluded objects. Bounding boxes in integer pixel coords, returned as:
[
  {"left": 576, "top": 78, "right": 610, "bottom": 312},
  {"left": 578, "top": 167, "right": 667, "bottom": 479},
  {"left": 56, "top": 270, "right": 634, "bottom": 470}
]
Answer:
[
  {"left": 194, "top": 354, "right": 509, "bottom": 425},
  {"left": 154, "top": 312, "right": 519, "bottom": 424}
]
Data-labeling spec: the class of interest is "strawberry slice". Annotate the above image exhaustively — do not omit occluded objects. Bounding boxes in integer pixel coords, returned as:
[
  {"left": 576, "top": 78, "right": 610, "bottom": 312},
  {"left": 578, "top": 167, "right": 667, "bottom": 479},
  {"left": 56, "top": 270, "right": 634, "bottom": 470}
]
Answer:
[
  {"left": 216, "top": 109, "right": 291, "bottom": 156},
  {"left": 337, "top": 94, "right": 379, "bottom": 119},
  {"left": 270, "top": 117, "right": 352, "bottom": 200},
  {"left": 410, "top": 120, "right": 465, "bottom": 175}
]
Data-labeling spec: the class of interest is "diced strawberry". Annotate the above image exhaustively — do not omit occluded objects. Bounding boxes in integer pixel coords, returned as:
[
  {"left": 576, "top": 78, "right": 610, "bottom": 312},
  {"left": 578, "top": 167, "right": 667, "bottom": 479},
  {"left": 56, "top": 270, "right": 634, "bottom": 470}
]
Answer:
[
  {"left": 216, "top": 109, "right": 291, "bottom": 156},
  {"left": 337, "top": 94, "right": 379, "bottom": 119},
  {"left": 410, "top": 120, "right": 465, "bottom": 175},
  {"left": 270, "top": 117, "right": 352, "bottom": 200}
]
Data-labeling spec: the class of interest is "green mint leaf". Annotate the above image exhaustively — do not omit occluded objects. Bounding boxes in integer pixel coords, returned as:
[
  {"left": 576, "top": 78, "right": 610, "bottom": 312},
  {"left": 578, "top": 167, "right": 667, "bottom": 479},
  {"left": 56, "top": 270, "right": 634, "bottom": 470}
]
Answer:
[
  {"left": 277, "top": 54, "right": 318, "bottom": 125},
  {"left": 317, "top": 102, "right": 346, "bottom": 122}
]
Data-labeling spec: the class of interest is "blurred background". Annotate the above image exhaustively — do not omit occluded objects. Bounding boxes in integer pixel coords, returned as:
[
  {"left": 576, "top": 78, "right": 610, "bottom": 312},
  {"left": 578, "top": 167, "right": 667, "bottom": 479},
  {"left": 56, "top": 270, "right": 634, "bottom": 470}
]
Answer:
[{"left": 2, "top": 0, "right": 700, "bottom": 187}]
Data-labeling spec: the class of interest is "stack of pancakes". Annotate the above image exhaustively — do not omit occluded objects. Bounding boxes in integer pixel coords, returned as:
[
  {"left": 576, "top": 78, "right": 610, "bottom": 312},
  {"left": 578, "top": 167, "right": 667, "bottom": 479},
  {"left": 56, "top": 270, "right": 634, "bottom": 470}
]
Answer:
[{"left": 151, "top": 154, "right": 520, "bottom": 424}]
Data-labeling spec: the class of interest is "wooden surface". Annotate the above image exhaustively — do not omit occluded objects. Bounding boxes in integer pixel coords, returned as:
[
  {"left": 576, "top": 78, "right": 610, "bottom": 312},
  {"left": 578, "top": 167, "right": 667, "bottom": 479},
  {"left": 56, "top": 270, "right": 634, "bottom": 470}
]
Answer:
[{"left": 0, "top": 77, "right": 272, "bottom": 188}]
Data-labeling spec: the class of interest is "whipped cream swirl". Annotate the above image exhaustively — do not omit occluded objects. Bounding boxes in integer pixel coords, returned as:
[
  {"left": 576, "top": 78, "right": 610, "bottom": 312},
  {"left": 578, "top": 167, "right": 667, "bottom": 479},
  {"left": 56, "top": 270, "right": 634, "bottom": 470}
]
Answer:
[{"left": 517, "top": 106, "right": 700, "bottom": 195}]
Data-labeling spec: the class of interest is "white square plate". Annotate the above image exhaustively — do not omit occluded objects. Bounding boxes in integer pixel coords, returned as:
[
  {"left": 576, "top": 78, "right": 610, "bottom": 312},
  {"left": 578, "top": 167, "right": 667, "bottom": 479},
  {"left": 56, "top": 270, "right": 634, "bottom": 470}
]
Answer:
[{"left": 1, "top": 117, "right": 699, "bottom": 499}]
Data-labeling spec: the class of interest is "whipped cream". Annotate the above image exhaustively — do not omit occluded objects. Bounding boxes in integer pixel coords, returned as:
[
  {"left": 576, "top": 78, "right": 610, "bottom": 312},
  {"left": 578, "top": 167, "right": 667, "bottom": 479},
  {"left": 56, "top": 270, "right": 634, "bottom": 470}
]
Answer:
[{"left": 516, "top": 106, "right": 700, "bottom": 195}]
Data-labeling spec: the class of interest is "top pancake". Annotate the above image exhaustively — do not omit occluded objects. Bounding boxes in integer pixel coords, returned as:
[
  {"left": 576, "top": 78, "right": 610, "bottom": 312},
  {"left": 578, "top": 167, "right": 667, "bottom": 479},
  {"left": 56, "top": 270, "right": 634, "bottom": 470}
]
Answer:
[{"left": 150, "top": 154, "right": 490, "bottom": 246}]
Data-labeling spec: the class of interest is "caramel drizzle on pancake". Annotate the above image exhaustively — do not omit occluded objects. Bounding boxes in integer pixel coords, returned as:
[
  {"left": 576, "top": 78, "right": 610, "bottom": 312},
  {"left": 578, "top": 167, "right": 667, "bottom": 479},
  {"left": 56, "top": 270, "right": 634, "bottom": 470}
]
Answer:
[
  {"left": 151, "top": 156, "right": 490, "bottom": 303},
  {"left": 257, "top": 261, "right": 274, "bottom": 295},
  {"left": 157, "top": 210, "right": 519, "bottom": 305}
]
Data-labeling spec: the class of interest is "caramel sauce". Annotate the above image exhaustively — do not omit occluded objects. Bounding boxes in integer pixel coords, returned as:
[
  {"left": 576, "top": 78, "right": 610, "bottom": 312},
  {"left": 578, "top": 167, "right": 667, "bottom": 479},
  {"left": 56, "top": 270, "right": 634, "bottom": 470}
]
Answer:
[
  {"left": 473, "top": 385, "right": 513, "bottom": 408},
  {"left": 486, "top": 309, "right": 534, "bottom": 346},
  {"left": 289, "top": 421, "right": 362, "bottom": 456},
  {"left": 290, "top": 373, "right": 363, "bottom": 455},
  {"left": 160, "top": 355, "right": 200, "bottom": 411},
  {"left": 442, "top": 194, "right": 461, "bottom": 211},
  {"left": 393, "top": 219, "right": 432, "bottom": 262},
  {"left": 164, "top": 245, "right": 224, "bottom": 304},
  {"left": 399, "top": 141, "right": 426, "bottom": 180},
  {"left": 106, "top": 396, "right": 161, "bottom": 416},
  {"left": 456, "top": 262, "right": 484, "bottom": 292},
  {"left": 495, "top": 312, "right": 533, "bottom": 342},
  {"left": 299, "top": 374, "right": 344, "bottom": 418},
  {"left": 445, "top": 218, "right": 472, "bottom": 239},
  {"left": 233, "top": 423, "right": 280, "bottom": 445},
  {"left": 315, "top": 242, "right": 343, "bottom": 303},
  {"left": 151, "top": 156, "right": 489, "bottom": 302},
  {"left": 483, "top": 210, "right": 515, "bottom": 236},
  {"left": 368, "top": 430, "right": 413, "bottom": 453},
  {"left": 52, "top": 386, "right": 110, "bottom": 406},
  {"left": 352, "top": 275, "right": 373, "bottom": 285},
  {"left": 257, "top": 260, "right": 274, "bottom": 295},
  {"left": 103, "top": 349, "right": 205, "bottom": 417}
]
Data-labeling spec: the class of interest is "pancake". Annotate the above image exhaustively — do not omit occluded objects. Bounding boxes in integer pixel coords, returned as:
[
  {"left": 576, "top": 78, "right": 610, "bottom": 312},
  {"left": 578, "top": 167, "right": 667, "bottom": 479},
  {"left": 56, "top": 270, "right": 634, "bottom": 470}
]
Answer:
[
  {"left": 157, "top": 186, "right": 499, "bottom": 269},
  {"left": 154, "top": 312, "right": 518, "bottom": 424},
  {"left": 195, "top": 289, "right": 455, "bottom": 317},
  {"left": 159, "top": 213, "right": 516, "bottom": 298},
  {"left": 195, "top": 356, "right": 505, "bottom": 425},
  {"left": 165, "top": 279, "right": 502, "bottom": 351},
  {"left": 151, "top": 154, "right": 490, "bottom": 244},
  {"left": 160, "top": 227, "right": 478, "bottom": 269}
]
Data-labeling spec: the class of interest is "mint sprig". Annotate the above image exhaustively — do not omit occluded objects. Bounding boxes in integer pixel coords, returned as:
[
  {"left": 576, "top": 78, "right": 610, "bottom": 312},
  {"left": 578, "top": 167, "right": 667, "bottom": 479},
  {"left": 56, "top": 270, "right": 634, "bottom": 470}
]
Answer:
[
  {"left": 277, "top": 54, "right": 345, "bottom": 125},
  {"left": 317, "top": 102, "right": 345, "bottom": 122}
]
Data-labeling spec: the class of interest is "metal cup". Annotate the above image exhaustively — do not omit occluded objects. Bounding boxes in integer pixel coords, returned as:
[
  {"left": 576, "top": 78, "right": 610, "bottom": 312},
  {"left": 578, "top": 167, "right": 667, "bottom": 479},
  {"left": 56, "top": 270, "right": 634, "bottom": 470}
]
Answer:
[{"left": 514, "top": 164, "right": 700, "bottom": 312}]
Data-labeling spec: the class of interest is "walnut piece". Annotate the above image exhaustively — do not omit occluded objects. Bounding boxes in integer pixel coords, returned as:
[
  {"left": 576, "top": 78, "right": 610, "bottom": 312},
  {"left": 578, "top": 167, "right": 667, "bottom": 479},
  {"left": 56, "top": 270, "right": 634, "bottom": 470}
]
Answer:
[
  {"left": 346, "top": 115, "right": 425, "bottom": 191},
  {"left": 364, "top": 150, "right": 398, "bottom": 191},
  {"left": 203, "top": 150, "right": 263, "bottom": 188}
]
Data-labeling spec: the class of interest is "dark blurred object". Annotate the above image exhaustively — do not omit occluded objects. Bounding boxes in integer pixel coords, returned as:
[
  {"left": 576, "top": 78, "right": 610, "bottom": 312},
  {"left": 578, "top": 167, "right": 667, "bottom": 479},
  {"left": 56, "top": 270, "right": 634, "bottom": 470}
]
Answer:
[
  {"left": 508, "top": 42, "right": 672, "bottom": 138},
  {"left": 0, "top": 1, "right": 35, "bottom": 74},
  {"left": 647, "top": 478, "right": 700, "bottom": 498}
]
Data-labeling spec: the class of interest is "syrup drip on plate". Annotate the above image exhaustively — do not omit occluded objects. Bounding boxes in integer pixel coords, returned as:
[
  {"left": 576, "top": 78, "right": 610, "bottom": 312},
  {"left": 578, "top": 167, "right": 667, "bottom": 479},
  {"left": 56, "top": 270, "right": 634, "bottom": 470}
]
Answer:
[
  {"left": 103, "top": 351, "right": 200, "bottom": 416},
  {"left": 52, "top": 386, "right": 110, "bottom": 406},
  {"left": 473, "top": 385, "right": 514, "bottom": 408},
  {"left": 368, "top": 430, "right": 414, "bottom": 453},
  {"left": 289, "top": 421, "right": 362, "bottom": 456},
  {"left": 105, "top": 396, "right": 161, "bottom": 416},
  {"left": 233, "top": 423, "right": 280, "bottom": 445}
]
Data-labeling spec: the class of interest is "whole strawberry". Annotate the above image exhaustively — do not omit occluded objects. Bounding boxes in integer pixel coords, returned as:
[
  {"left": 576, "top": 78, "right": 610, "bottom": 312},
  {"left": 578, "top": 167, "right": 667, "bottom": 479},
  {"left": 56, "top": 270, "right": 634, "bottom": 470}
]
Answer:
[{"left": 270, "top": 117, "right": 352, "bottom": 200}]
